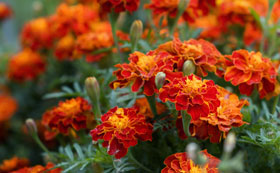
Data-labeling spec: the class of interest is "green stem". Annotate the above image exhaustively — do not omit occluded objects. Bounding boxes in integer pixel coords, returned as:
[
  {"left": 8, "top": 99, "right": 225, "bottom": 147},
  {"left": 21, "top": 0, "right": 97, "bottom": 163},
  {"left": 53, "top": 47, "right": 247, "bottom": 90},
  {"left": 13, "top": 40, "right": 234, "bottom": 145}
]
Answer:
[
  {"left": 109, "top": 11, "right": 121, "bottom": 62},
  {"left": 32, "top": 134, "right": 55, "bottom": 160},
  {"left": 93, "top": 102, "right": 102, "bottom": 124},
  {"left": 146, "top": 95, "right": 157, "bottom": 117},
  {"left": 181, "top": 110, "right": 191, "bottom": 137},
  {"left": 128, "top": 150, "right": 153, "bottom": 173},
  {"left": 272, "top": 95, "right": 280, "bottom": 114}
]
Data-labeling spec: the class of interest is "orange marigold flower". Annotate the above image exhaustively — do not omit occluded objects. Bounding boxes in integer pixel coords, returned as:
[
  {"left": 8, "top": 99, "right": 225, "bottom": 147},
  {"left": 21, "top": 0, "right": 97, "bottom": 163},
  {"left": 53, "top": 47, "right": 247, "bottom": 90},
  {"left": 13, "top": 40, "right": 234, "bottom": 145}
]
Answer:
[
  {"left": 159, "top": 74, "right": 220, "bottom": 121},
  {"left": 271, "top": 0, "right": 280, "bottom": 23},
  {"left": 110, "top": 51, "right": 182, "bottom": 96},
  {"left": 21, "top": 17, "right": 54, "bottom": 50},
  {"left": 11, "top": 162, "right": 62, "bottom": 173},
  {"left": 54, "top": 34, "right": 79, "bottom": 61},
  {"left": 0, "top": 157, "right": 29, "bottom": 173},
  {"left": 162, "top": 150, "right": 220, "bottom": 173},
  {"left": 177, "top": 86, "right": 248, "bottom": 143},
  {"left": 97, "top": 0, "right": 140, "bottom": 13},
  {"left": 90, "top": 107, "right": 153, "bottom": 159},
  {"left": 0, "top": 2, "right": 12, "bottom": 21},
  {"left": 134, "top": 97, "right": 167, "bottom": 118},
  {"left": 224, "top": 50, "right": 277, "bottom": 99},
  {"left": 145, "top": 0, "right": 179, "bottom": 18},
  {"left": 42, "top": 97, "right": 94, "bottom": 135},
  {"left": 7, "top": 49, "right": 46, "bottom": 82},
  {"left": 0, "top": 94, "right": 17, "bottom": 122},
  {"left": 155, "top": 39, "right": 224, "bottom": 77}
]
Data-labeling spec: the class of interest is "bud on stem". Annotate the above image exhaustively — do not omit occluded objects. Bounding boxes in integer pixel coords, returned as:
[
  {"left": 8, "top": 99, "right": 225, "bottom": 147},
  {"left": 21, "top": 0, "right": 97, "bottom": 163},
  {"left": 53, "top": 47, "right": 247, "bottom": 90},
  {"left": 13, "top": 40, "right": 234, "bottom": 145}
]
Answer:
[
  {"left": 186, "top": 143, "right": 207, "bottom": 166},
  {"left": 183, "top": 60, "right": 196, "bottom": 76},
  {"left": 155, "top": 72, "right": 166, "bottom": 89},
  {"left": 25, "top": 118, "right": 37, "bottom": 135},
  {"left": 130, "top": 20, "right": 143, "bottom": 52}
]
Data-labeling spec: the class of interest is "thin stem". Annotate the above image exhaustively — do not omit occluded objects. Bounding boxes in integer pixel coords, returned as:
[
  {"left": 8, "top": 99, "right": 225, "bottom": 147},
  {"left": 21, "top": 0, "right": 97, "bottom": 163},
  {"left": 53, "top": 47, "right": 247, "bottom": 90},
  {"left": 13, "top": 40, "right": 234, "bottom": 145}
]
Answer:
[
  {"left": 146, "top": 95, "right": 157, "bottom": 117},
  {"left": 272, "top": 95, "right": 280, "bottom": 114},
  {"left": 93, "top": 102, "right": 102, "bottom": 124},
  {"left": 109, "top": 11, "right": 121, "bottom": 62},
  {"left": 128, "top": 150, "right": 153, "bottom": 173},
  {"left": 32, "top": 134, "right": 55, "bottom": 160},
  {"left": 181, "top": 110, "right": 191, "bottom": 137}
]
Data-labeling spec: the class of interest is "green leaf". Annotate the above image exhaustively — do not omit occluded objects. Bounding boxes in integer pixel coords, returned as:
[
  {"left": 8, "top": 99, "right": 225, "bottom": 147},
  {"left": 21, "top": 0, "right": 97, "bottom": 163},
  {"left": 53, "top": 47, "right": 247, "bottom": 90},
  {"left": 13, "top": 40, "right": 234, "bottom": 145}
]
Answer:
[
  {"left": 65, "top": 145, "right": 74, "bottom": 161},
  {"left": 73, "top": 143, "right": 85, "bottom": 160}
]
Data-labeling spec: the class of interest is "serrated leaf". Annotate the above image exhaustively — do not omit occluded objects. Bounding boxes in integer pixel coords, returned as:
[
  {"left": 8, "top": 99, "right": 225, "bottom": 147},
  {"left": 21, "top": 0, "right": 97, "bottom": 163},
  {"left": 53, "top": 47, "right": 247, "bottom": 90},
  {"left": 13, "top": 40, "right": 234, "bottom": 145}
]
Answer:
[
  {"left": 74, "top": 143, "right": 85, "bottom": 160},
  {"left": 65, "top": 145, "right": 74, "bottom": 161}
]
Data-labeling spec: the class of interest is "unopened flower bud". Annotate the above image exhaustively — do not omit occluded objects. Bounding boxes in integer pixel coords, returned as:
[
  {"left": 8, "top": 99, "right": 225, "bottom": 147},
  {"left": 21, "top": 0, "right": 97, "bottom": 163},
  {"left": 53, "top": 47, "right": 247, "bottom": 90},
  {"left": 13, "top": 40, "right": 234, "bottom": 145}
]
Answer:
[
  {"left": 183, "top": 60, "right": 196, "bottom": 76},
  {"left": 277, "top": 29, "right": 280, "bottom": 37},
  {"left": 155, "top": 72, "right": 166, "bottom": 89},
  {"left": 25, "top": 118, "right": 37, "bottom": 135},
  {"left": 130, "top": 20, "right": 143, "bottom": 51},
  {"left": 85, "top": 77, "right": 100, "bottom": 103},
  {"left": 186, "top": 143, "right": 207, "bottom": 166},
  {"left": 224, "top": 132, "right": 236, "bottom": 154},
  {"left": 32, "top": 1, "right": 43, "bottom": 13}
]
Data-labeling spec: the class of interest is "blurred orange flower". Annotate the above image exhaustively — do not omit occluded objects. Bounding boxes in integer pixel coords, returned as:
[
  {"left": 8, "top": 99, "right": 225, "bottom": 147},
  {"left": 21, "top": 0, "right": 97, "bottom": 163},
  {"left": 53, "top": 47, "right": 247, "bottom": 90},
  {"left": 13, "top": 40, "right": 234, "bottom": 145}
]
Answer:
[
  {"left": 54, "top": 33, "right": 78, "bottom": 61},
  {"left": 271, "top": 0, "right": 280, "bottom": 23},
  {"left": 11, "top": 162, "right": 62, "bottom": 173},
  {"left": 159, "top": 74, "right": 220, "bottom": 121},
  {"left": 0, "top": 2, "right": 12, "bottom": 21},
  {"left": 90, "top": 107, "right": 153, "bottom": 159},
  {"left": 97, "top": 0, "right": 140, "bottom": 13},
  {"left": 7, "top": 49, "right": 46, "bottom": 82},
  {"left": 42, "top": 97, "right": 94, "bottom": 136},
  {"left": 21, "top": 18, "right": 54, "bottom": 50},
  {"left": 155, "top": 39, "right": 224, "bottom": 77},
  {"left": 162, "top": 150, "right": 220, "bottom": 173},
  {"left": 177, "top": 86, "right": 248, "bottom": 143},
  {"left": 110, "top": 51, "right": 182, "bottom": 96},
  {"left": 134, "top": 97, "right": 167, "bottom": 118},
  {"left": 0, "top": 157, "right": 29, "bottom": 173},
  {"left": 224, "top": 50, "right": 278, "bottom": 99},
  {"left": 0, "top": 94, "right": 17, "bottom": 122}
]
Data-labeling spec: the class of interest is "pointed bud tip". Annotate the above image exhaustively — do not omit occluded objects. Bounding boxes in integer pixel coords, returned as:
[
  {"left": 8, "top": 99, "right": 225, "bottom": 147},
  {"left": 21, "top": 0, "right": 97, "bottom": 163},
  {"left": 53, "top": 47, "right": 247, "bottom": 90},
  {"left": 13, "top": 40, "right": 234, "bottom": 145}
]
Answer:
[
  {"left": 25, "top": 118, "right": 37, "bottom": 134},
  {"left": 85, "top": 77, "right": 100, "bottom": 103},
  {"left": 155, "top": 72, "right": 166, "bottom": 89}
]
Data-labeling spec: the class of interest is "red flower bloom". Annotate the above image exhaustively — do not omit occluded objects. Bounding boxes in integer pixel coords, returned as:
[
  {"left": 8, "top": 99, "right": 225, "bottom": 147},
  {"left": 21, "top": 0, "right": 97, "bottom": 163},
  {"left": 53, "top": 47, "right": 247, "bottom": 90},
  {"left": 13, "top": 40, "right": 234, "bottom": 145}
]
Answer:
[
  {"left": 97, "top": 0, "right": 140, "bottom": 13},
  {"left": 155, "top": 39, "right": 224, "bottom": 77},
  {"left": 224, "top": 50, "right": 277, "bottom": 99},
  {"left": 110, "top": 51, "right": 182, "bottom": 96},
  {"left": 21, "top": 18, "right": 54, "bottom": 50},
  {"left": 159, "top": 74, "right": 220, "bottom": 121},
  {"left": 177, "top": 86, "right": 248, "bottom": 143},
  {"left": 42, "top": 97, "right": 94, "bottom": 136},
  {"left": 11, "top": 162, "right": 62, "bottom": 173},
  {"left": 0, "top": 157, "right": 29, "bottom": 173},
  {"left": 90, "top": 107, "right": 153, "bottom": 159},
  {"left": 0, "top": 2, "right": 12, "bottom": 21},
  {"left": 162, "top": 150, "right": 220, "bottom": 173},
  {"left": 7, "top": 49, "right": 46, "bottom": 82}
]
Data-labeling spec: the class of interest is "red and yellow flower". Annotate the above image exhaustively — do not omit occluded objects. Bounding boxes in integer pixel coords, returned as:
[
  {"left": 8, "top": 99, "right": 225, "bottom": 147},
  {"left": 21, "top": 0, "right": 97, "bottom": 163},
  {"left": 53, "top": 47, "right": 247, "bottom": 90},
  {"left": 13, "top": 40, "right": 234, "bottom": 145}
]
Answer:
[
  {"left": 0, "top": 157, "right": 29, "bottom": 173},
  {"left": 155, "top": 39, "right": 224, "bottom": 77},
  {"left": 7, "top": 49, "right": 46, "bottom": 82},
  {"left": 162, "top": 150, "right": 220, "bottom": 173},
  {"left": 0, "top": 2, "right": 12, "bottom": 21},
  {"left": 11, "top": 162, "right": 62, "bottom": 173},
  {"left": 21, "top": 17, "right": 54, "bottom": 50},
  {"left": 110, "top": 51, "right": 182, "bottom": 96},
  {"left": 90, "top": 107, "right": 153, "bottom": 159},
  {"left": 159, "top": 74, "right": 220, "bottom": 121},
  {"left": 42, "top": 97, "right": 95, "bottom": 136},
  {"left": 177, "top": 86, "right": 248, "bottom": 143},
  {"left": 97, "top": 0, "right": 140, "bottom": 13},
  {"left": 224, "top": 50, "right": 278, "bottom": 99}
]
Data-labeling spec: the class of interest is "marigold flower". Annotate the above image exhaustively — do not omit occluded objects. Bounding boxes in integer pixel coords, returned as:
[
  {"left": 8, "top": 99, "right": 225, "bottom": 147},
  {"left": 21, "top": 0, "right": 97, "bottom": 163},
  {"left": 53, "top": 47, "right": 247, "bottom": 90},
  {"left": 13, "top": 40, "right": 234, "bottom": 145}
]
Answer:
[
  {"left": 134, "top": 97, "right": 167, "bottom": 118},
  {"left": 97, "top": 0, "right": 140, "bottom": 13},
  {"left": 7, "top": 49, "right": 46, "bottom": 82},
  {"left": 110, "top": 51, "right": 182, "bottom": 96},
  {"left": 0, "top": 2, "right": 12, "bottom": 21},
  {"left": 0, "top": 94, "right": 17, "bottom": 122},
  {"left": 42, "top": 97, "right": 94, "bottom": 135},
  {"left": 11, "top": 162, "right": 62, "bottom": 173},
  {"left": 162, "top": 150, "right": 220, "bottom": 173},
  {"left": 54, "top": 34, "right": 78, "bottom": 61},
  {"left": 159, "top": 74, "right": 220, "bottom": 121},
  {"left": 177, "top": 86, "right": 249, "bottom": 143},
  {"left": 224, "top": 50, "right": 277, "bottom": 99},
  {"left": 0, "top": 157, "right": 29, "bottom": 173},
  {"left": 155, "top": 39, "right": 224, "bottom": 77},
  {"left": 271, "top": 0, "right": 280, "bottom": 23},
  {"left": 21, "top": 17, "right": 54, "bottom": 50},
  {"left": 90, "top": 107, "right": 153, "bottom": 159}
]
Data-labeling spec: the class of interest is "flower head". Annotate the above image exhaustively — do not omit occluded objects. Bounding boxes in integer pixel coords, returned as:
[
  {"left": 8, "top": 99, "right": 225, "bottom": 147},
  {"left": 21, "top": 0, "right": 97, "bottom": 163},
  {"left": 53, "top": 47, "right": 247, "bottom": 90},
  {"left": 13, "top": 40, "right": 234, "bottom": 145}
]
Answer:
[
  {"left": 42, "top": 97, "right": 94, "bottom": 135},
  {"left": 90, "top": 107, "right": 153, "bottom": 159},
  {"left": 110, "top": 51, "right": 182, "bottom": 96},
  {"left": 0, "top": 2, "right": 12, "bottom": 21},
  {"left": 11, "top": 162, "right": 62, "bottom": 173},
  {"left": 271, "top": 0, "right": 280, "bottom": 23},
  {"left": 224, "top": 50, "right": 278, "bottom": 99},
  {"left": 162, "top": 150, "right": 220, "bottom": 173},
  {"left": 7, "top": 49, "right": 46, "bottom": 82},
  {"left": 0, "top": 94, "right": 17, "bottom": 122},
  {"left": 21, "top": 17, "right": 54, "bottom": 50},
  {"left": 0, "top": 157, "right": 29, "bottom": 173},
  {"left": 159, "top": 74, "right": 220, "bottom": 120},
  {"left": 97, "top": 0, "right": 140, "bottom": 13},
  {"left": 155, "top": 39, "right": 224, "bottom": 77}
]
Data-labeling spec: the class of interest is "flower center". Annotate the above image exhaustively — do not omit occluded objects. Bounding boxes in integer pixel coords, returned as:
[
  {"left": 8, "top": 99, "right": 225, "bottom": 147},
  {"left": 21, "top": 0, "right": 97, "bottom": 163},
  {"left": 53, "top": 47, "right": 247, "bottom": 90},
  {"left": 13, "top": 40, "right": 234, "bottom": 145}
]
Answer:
[
  {"left": 57, "top": 99, "right": 81, "bottom": 117},
  {"left": 136, "top": 55, "right": 156, "bottom": 73},
  {"left": 108, "top": 108, "right": 129, "bottom": 129},
  {"left": 183, "top": 77, "right": 205, "bottom": 94}
]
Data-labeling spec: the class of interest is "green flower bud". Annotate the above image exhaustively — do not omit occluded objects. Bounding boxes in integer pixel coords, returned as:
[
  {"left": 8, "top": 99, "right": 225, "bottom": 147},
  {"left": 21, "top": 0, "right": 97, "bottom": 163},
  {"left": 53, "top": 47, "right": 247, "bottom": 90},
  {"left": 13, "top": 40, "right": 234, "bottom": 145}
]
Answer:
[
  {"left": 186, "top": 143, "right": 207, "bottom": 166},
  {"left": 224, "top": 132, "right": 236, "bottom": 154},
  {"left": 85, "top": 77, "right": 100, "bottom": 103},
  {"left": 130, "top": 20, "right": 143, "bottom": 51},
  {"left": 25, "top": 118, "right": 37, "bottom": 135},
  {"left": 183, "top": 60, "right": 196, "bottom": 76},
  {"left": 155, "top": 72, "right": 166, "bottom": 89}
]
